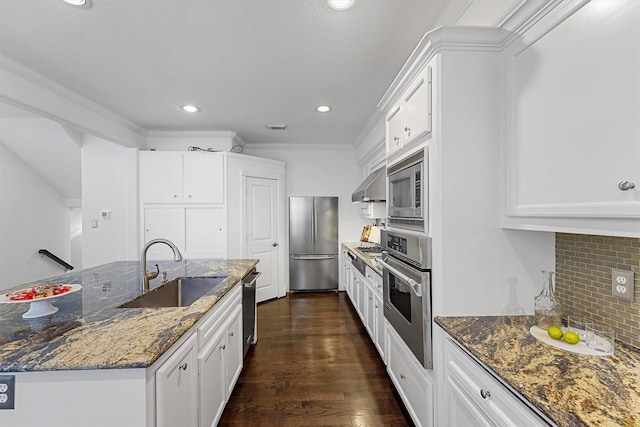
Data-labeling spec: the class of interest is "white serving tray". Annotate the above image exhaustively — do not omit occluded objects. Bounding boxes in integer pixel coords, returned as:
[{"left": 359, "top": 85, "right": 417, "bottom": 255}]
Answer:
[{"left": 529, "top": 326, "right": 613, "bottom": 356}]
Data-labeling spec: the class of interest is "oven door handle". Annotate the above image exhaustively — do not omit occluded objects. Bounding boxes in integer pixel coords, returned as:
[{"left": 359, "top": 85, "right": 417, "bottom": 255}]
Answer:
[{"left": 376, "top": 258, "right": 422, "bottom": 298}]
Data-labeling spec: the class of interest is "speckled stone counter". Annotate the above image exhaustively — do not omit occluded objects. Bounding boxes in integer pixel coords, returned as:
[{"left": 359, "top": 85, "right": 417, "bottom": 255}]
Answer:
[
  {"left": 342, "top": 242, "right": 382, "bottom": 275},
  {"left": 0, "top": 259, "right": 257, "bottom": 372},
  {"left": 436, "top": 315, "right": 640, "bottom": 427}
]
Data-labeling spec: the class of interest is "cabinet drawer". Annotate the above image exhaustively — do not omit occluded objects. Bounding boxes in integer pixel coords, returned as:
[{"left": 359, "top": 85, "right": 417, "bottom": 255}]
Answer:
[
  {"left": 387, "top": 325, "right": 432, "bottom": 427},
  {"left": 444, "top": 338, "right": 548, "bottom": 427},
  {"left": 197, "top": 284, "right": 241, "bottom": 350}
]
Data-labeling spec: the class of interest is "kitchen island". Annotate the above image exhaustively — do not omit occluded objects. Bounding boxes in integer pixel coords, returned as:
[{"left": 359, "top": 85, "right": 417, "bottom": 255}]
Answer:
[
  {"left": 0, "top": 258, "right": 258, "bottom": 426},
  {"left": 436, "top": 316, "right": 640, "bottom": 427}
]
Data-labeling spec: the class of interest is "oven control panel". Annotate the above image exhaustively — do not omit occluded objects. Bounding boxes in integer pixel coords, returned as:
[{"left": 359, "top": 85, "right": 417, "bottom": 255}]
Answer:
[{"left": 385, "top": 234, "right": 407, "bottom": 255}]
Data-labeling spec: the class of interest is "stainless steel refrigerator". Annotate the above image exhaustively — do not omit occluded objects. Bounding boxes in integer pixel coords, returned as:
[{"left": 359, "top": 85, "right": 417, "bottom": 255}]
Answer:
[{"left": 289, "top": 196, "right": 338, "bottom": 291}]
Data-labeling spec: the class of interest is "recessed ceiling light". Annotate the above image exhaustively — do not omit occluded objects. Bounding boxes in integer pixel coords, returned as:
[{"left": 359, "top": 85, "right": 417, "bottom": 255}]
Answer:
[
  {"left": 316, "top": 105, "right": 332, "bottom": 113},
  {"left": 61, "top": 0, "right": 92, "bottom": 8},
  {"left": 328, "top": 0, "right": 355, "bottom": 10},
  {"left": 181, "top": 105, "right": 200, "bottom": 113}
]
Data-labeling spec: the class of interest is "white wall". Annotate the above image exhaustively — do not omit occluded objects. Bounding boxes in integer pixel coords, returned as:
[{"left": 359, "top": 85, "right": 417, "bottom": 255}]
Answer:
[
  {"left": 81, "top": 135, "right": 139, "bottom": 268},
  {"left": 244, "top": 144, "right": 370, "bottom": 244},
  {"left": 0, "top": 141, "right": 71, "bottom": 290}
]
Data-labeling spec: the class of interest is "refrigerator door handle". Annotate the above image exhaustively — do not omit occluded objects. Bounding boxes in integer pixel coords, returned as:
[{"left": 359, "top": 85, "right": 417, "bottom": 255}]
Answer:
[
  {"left": 293, "top": 255, "right": 336, "bottom": 260},
  {"left": 312, "top": 203, "right": 317, "bottom": 248}
]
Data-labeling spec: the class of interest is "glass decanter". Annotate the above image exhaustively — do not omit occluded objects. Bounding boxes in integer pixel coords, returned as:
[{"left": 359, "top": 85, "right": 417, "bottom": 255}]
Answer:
[{"left": 534, "top": 270, "right": 562, "bottom": 329}]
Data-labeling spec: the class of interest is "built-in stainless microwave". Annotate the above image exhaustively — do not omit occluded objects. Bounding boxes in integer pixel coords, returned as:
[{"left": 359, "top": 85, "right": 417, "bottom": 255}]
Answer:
[{"left": 387, "top": 149, "right": 427, "bottom": 231}]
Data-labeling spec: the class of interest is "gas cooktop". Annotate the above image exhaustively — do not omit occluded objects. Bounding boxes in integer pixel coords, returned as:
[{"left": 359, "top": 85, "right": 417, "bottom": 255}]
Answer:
[{"left": 354, "top": 245, "right": 382, "bottom": 258}]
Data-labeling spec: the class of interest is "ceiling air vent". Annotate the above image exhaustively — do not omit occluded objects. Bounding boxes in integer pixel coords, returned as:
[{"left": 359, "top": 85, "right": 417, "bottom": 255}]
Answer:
[{"left": 265, "top": 124, "right": 287, "bottom": 130}]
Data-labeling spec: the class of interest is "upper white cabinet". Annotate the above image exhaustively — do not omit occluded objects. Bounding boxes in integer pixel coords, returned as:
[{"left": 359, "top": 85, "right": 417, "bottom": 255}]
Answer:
[
  {"left": 385, "top": 66, "right": 432, "bottom": 156},
  {"left": 140, "top": 151, "right": 224, "bottom": 204},
  {"left": 503, "top": 0, "right": 640, "bottom": 237}
]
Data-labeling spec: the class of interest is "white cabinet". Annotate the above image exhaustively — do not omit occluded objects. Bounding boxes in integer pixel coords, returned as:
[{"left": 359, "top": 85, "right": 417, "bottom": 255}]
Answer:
[
  {"left": 156, "top": 334, "right": 198, "bottom": 427},
  {"left": 364, "top": 279, "right": 374, "bottom": 337},
  {"left": 387, "top": 324, "right": 433, "bottom": 427},
  {"left": 385, "top": 66, "right": 432, "bottom": 156},
  {"left": 198, "top": 304, "right": 242, "bottom": 427},
  {"left": 444, "top": 336, "right": 547, "bottom": 427},
  {"left": 140, "top": 150, "right": 227, "bottom": 260},
  {"left": 368, "top": 268, "right": 385, "bottom": 362},
  {"left": 143, "top": 206, "right": 226, "bottom": 259},
  {"left": 502, "top": 0, "right": 640, "bottom": 237},
  {"left": 140, "top": 151, "right": 224, "bottom": 204},
  {"left": 359, "top": 202, "right": 386, "bottom": 219}
]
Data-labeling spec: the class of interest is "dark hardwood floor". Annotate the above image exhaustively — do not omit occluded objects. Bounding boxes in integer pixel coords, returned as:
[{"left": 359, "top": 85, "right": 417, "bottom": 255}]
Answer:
[{"left": 219, "top": 292, "right": 413, "bottom": 426}]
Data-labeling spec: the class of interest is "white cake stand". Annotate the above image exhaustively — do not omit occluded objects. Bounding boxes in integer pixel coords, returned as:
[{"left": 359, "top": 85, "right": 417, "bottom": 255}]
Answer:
[{"left": 0, "top": 284, "right": 82, "bottom": 319}]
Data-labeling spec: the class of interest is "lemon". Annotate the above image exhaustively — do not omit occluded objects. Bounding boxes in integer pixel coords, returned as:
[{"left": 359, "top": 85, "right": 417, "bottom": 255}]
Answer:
[
  {"left": 547, "top": 326, "right": 563, "bottom": 340},
  {"left": 563, "top": 331, "right": 580, "bottom": 345}
]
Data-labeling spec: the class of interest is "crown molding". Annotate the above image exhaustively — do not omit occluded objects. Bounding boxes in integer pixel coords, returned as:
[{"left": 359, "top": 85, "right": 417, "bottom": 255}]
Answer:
[
  {"left": 244, "top": 142, "right": 354, "bottom": 151},
  {"left": 377, "top": 25, "right": 511, "bottom": 113}
]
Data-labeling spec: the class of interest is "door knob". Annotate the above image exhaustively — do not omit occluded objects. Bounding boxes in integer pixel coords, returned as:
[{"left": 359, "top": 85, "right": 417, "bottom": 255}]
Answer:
[{"left": 272, "top": 243, "right": 279, "bottom": 247}]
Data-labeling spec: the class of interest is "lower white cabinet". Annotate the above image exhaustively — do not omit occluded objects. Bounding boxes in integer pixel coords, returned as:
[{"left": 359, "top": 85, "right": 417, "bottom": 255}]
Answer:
[
  {"left": 198, "top": 304, "right": 242, "bottom": 427},
  {"left": 444, "top": 336, "right": 547, "bottom": 427},
  {"left": 156, "top": 335, "right": 199, "bottom": 427},
  {"left": 387, "top": 325, "right": 434, "bottom": 427},
  {"left": 157, "top": 284, "right": 243, "bottom": 427}
]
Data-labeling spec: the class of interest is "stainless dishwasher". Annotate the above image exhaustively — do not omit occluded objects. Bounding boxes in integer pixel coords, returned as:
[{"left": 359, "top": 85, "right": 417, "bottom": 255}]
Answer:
[{"left": 242, "top": 268, "right": 261, "bottom": 357}]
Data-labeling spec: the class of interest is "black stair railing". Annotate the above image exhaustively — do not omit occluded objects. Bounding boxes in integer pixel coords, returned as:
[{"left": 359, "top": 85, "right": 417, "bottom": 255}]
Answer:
[{"left": 38, "top": 249, "right": 74, "bottom": 271}]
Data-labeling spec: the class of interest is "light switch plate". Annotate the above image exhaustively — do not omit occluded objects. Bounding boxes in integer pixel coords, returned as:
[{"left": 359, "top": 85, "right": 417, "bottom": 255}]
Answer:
[{"left": 611, "top": 268, "right": 634, "bottom": 301}]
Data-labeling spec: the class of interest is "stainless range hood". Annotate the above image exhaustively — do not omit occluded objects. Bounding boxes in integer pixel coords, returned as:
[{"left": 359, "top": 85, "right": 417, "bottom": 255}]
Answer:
[{"left": 351, "top": 167, "right": 386, "bottom": 203}]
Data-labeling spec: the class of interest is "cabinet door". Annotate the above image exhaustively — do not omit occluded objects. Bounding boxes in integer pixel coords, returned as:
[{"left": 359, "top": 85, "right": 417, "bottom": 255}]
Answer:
[
  {"left": 504, "top": 1, "right": 640, "bottom": 234},
  {"left": 140, "top": 151, "right": 183, "bottom": 203},
  {"left": 387, "top": 326, "right": 433, "bottom": 427},
  {"left": 183, "top": 152, "right": 224, "bottom": 203},
  {"left": 385, "top": 105, "right": 403, "bottom": 154},
  {"left": 143, "top": 208, "right": 186, "bottom": 259},
  {"left": 402, "top": 67, "right": 432, "bottom": 146},
  {"left": 373, "top": 292, "right": 385, "bottom": 362},
  {"left": 365, "top": 282, "right": 375, "bottom": 338},
  {"left": 156, "top": 335, "right": 198, "bottom": 427},
  {"left": 225, "top": 306, "right": 243, "bottom": 398},
  {"left": 185, "top": 207, "right": 227, "bottom": 259},
  {"left": 445, "top": 375, "right": 493, "bottom": 427},
  {"left": 198, "top": 329, "right": 226, "bottom": 427}
]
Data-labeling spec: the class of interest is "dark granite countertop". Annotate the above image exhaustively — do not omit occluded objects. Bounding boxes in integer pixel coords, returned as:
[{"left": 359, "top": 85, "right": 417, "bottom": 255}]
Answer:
[
  {"left": 342, "top": 242, "right": 382, "bottom": 276},
  {"left": 0, "top": 259, "right": 257, "bottom": 372},
  {"left": 436, "top": 315, "right": 640, "bottom": 427}
]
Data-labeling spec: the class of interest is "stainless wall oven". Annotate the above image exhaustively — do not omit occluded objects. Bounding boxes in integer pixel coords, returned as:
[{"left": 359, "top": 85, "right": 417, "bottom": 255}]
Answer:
[
  {"left": 387, "top": 149, "right": 427, "bottom": 231},
  {"left": 377, "top": 229, "right": 432, "bottom": 368}
]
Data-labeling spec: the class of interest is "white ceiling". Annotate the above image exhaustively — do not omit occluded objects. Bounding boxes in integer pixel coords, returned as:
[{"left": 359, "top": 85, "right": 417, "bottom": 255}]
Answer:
[
  {"left": 0, "top": 0, "right": 526, "bottom": 201},
  {"left": 0, "top": 0, "right": 454, "bottom": 146}
]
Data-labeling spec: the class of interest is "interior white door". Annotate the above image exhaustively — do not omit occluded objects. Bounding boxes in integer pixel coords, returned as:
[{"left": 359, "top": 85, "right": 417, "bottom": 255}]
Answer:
[{"left": 246, "top": 176, "right": 279, "bottom": 303}]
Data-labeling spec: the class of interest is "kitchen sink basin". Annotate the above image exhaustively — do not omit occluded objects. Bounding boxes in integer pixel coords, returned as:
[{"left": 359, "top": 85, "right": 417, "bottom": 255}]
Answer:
[{"left": 118, "top": 276, "right": 228, "bottom": 308}]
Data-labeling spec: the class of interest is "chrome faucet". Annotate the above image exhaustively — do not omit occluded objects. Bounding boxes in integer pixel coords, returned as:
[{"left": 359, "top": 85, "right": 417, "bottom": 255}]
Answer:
[{"left": 141, "top": 239, "right": 183, "bottom": 292}]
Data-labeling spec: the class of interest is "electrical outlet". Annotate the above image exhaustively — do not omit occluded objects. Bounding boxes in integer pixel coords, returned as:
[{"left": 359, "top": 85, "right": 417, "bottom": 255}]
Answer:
[
  {"left": 611, "top": 268, "right": 635, "bottom": 302},
  {"left": 0, "top": 375, "right": 15, "bottom": 410}
]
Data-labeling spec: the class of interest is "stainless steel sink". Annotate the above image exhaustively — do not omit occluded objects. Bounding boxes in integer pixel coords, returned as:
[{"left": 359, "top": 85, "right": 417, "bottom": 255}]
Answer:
[{"left": 118, "top": 276, "right": 228, "bottom": 308}]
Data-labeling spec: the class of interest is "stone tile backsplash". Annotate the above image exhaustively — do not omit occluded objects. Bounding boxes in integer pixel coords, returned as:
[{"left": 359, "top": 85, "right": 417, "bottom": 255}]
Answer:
[{"left": 555, "top": 233, "right": 640, "bottom": 348}]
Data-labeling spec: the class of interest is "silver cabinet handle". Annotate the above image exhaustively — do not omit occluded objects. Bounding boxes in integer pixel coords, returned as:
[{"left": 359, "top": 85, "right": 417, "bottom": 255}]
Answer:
[
  {"left": 618, "top": 181, "right": 636, "bottom": 191},
  {"left": 272, "top": 242, "right": 279, "bottom": 247},
  {"left": 179, "top": 362, "right": 188, "bottom": 371},
  {"left": 393, "top": 136, "right": 399, "bottom": 142},
  {"left": 405, "top": 126, "right": 411, "bottom": 136},
  {"left": 221, "top": 344, "right": 226, "bottom": 350},
  {"left": 400, "top": 373, "right": 406, "bottom": 380},
  {"left": 480, "top": 389, "right": 491, "bottom": 399},
  {"left": 229, "top": 332, "right": 234, "bottom": 337}
]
